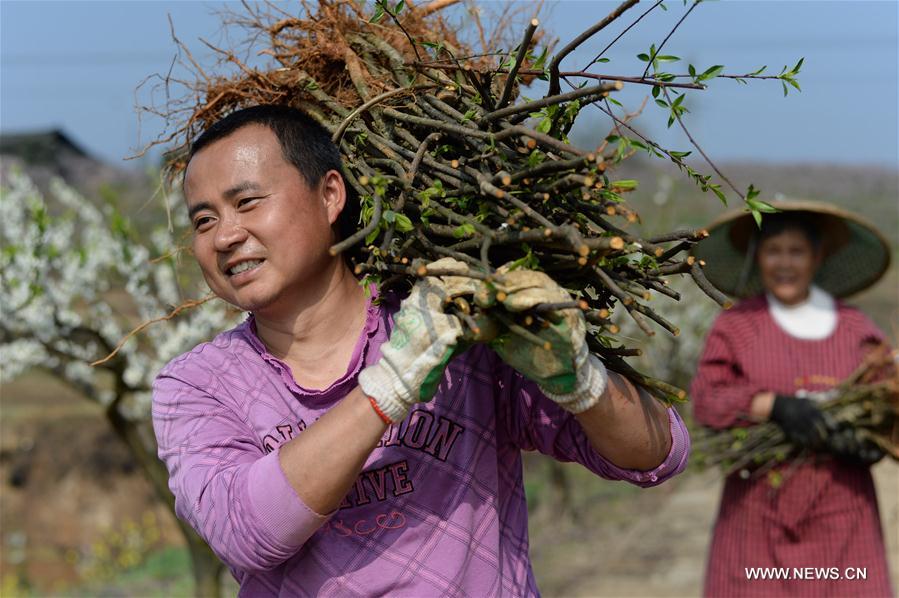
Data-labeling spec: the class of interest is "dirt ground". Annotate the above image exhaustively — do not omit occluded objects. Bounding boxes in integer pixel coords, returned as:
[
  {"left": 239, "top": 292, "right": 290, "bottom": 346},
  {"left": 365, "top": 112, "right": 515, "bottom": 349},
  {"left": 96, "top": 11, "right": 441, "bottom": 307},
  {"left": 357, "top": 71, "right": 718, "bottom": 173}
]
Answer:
[
  {"left": 0, "top": 373, "right": 184, "bottom": 593},
  {"left": 529, "top": 461, "right": 899, "bottom": 597},
  {"left": 2, "top": 370, "right": 897, "bottom": 597}
]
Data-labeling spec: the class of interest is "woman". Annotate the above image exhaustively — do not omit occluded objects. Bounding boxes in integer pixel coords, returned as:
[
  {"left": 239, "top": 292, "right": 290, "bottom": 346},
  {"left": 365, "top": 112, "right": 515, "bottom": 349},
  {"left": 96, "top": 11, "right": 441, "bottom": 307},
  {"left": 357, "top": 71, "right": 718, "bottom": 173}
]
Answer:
[{"left": 690, "top": 200, "right": 894, "bottom": 597}]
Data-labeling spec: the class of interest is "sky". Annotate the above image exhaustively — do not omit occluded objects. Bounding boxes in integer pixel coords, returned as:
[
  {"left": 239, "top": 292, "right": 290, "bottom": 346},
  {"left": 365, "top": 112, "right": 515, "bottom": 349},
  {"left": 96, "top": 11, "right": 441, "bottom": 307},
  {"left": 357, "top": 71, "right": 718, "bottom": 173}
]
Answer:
[{"left": 1, "top": 1, "right": 897, "bottom": 171}]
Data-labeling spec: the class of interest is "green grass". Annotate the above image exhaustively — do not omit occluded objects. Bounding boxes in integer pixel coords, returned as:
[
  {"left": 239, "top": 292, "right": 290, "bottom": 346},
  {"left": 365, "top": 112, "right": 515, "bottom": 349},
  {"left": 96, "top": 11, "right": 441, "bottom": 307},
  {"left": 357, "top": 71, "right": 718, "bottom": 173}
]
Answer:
[{"left": 67, "top": 547, "right": 195, "bottom": 598}]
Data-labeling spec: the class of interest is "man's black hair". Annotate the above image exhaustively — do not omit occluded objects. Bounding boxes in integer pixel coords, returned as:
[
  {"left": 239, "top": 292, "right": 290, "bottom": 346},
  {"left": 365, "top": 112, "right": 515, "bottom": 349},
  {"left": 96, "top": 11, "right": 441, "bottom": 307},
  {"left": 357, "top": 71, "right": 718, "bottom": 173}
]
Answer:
[
  {"left": 756, "top": 212, "right": 822, "bottom": 250},
  {"left": 189, "top": 105, "right": 360, "bottom": 255}
]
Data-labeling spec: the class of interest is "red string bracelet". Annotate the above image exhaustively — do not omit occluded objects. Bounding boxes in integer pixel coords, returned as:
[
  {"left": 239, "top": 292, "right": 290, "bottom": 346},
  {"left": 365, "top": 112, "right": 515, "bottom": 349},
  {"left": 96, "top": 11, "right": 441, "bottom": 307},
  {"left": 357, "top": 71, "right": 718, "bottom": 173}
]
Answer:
[{"left": 367, "top": 395, "right": 393, "bottom": 426}]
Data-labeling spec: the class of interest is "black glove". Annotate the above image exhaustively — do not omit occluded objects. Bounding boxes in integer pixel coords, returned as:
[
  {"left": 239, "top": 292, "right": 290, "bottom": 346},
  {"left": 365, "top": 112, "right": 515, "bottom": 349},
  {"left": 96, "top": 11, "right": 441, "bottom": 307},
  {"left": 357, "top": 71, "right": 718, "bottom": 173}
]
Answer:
[
  {"left": 824, "top": 422, "right": 885, "bottom": 465},
  {"left": 769, "top": 395, "right": 830, "bottom": 450}
]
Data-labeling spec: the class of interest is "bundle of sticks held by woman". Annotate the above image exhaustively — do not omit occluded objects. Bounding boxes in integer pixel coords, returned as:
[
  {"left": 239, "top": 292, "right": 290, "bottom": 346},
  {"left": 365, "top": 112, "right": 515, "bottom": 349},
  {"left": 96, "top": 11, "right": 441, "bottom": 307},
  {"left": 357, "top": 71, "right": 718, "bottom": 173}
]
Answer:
[{"left": 694, "top": 343, "right": 899, "bottom": 479}]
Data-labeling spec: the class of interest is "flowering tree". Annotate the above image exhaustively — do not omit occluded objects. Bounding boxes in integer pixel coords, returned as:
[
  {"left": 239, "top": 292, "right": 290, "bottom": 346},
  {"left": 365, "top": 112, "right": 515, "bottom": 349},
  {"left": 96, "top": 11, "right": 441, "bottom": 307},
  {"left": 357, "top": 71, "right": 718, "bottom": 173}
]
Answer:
[{"left": 0, "top": 169, "right": 238, "bottom": 596}]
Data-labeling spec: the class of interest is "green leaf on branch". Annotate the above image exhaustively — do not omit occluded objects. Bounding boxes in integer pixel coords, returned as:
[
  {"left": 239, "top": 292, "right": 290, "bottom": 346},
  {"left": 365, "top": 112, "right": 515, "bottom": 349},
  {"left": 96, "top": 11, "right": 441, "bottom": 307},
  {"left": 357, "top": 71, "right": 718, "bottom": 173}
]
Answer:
[
  {"left": 708, "top": 183, "right": 727, "bottom": 205},
  {"left": 746, "top": 198, "right": 777, "bottom": 214},
  {"left": 508, "top": 245, "right": 540, "bottom": 270},
  {"left": 452, "top": 223, "right": 476, "bottom": 238},
  {"left": 777, "top": 57, "right": 803, "bottom": 96},
  {"left": 611, "top": 179, "right": 638, "bottom": 190},
  {"left": 364, "top": 223, "right": 382, "bottom": 245},
  {"left": 360, "top": 195, "right": 376, "bottom": 224},
  {"left": 369, "top": 174, "right": 389, "bottom": 197},
  {"left": 530, "top": 46, "right": 549, "bottom": 71},
  {"left": 698, "top": 64, "right": 724, "bottom": 81},
  {"left": 750, "top": 209, "right": 764, "bottom": 227},
  {"left": 655, "top": 55, "right": 680, "bottom": 63},
  {"left": 628, "top": 138, "right": 649, "bottom": 151},
  {"left": 394, "top": 213, "right": 414, "bottom": 232},
  {"left": 562, "top": 99, "right": 582, "bottom": 124},
  {"left": 369, "top": 4, "right": 385, "bottom": 23},
  {"left": 418, "top": 40, "right": 445, "bottom": 55},
  {"left": 527, "top": 150, "right": 545, "bottom": 168},
  {"left": 745, "top": 184, "right": 761, "bottom": 202}
]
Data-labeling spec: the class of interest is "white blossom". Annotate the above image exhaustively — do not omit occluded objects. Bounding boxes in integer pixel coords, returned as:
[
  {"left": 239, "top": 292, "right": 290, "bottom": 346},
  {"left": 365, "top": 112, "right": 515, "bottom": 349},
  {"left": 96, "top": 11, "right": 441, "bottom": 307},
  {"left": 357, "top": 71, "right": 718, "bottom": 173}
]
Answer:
[
  {"left": 1, "top": 172, "right": 240, "bottom": 412},
  {"left": 0, "top": 338, "right": 48, "bottom": 381}
]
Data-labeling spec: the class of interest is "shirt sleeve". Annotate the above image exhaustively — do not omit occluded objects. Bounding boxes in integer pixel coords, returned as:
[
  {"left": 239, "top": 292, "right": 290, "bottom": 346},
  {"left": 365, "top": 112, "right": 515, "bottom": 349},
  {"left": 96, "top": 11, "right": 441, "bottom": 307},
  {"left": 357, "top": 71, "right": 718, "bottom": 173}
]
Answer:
[
  {"left": 689, "top": 314, "right": 766, "bottom": 429},
  {"left": 847, "top": 307, "right": 893, "bottom": 382},
  {"left": 152, "top": 361, "right": 329, "bottom": 572},
  {"left": 496, "top": 355, "right": 689, "bottom": 488}
]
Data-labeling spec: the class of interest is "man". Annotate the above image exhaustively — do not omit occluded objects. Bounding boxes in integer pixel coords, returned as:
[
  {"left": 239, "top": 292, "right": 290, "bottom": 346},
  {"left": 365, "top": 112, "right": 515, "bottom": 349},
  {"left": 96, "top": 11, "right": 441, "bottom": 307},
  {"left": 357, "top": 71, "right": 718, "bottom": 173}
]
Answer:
[{"left": 153, "top": 105, "right": 690, "bottom": 596}]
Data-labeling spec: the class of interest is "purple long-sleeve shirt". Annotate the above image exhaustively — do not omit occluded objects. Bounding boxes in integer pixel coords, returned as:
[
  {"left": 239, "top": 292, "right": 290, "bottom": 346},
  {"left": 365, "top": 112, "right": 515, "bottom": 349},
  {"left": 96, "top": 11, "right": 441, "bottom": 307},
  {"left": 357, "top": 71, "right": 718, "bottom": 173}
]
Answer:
[{"left": 152, "top": 291, "right": 690, "bottom": 597}]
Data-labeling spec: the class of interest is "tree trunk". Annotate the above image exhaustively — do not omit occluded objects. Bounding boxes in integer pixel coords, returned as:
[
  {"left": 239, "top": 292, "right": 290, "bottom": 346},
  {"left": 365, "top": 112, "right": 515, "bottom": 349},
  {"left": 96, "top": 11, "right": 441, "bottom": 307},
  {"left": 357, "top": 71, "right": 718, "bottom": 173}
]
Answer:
[
  {"left": 181, "top": 517, "right": 225, "bottom": 598},
  {"left": 106, "top": 404, "right": 225, "bottom": 597},
  {"left": 548, "top": 460, "right": 576, "bottom": 518},
  {"left": 49, "top": 369, "right": 228, "bottom": 597}
]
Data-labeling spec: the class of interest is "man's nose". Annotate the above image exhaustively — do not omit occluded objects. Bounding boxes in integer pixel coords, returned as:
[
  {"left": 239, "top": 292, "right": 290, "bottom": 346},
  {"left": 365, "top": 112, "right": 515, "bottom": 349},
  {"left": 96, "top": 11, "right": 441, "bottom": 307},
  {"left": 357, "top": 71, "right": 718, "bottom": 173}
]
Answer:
[{"left": 213, "top": 217, "right": 249, "bottom": 251}]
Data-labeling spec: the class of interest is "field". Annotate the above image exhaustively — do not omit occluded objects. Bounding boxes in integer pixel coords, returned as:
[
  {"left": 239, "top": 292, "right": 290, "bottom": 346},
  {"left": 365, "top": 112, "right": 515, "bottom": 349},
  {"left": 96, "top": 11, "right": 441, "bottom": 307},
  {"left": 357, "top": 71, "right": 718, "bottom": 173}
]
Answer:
[{"left": 1, "top": 161, "right": 896, "bottom": 596}]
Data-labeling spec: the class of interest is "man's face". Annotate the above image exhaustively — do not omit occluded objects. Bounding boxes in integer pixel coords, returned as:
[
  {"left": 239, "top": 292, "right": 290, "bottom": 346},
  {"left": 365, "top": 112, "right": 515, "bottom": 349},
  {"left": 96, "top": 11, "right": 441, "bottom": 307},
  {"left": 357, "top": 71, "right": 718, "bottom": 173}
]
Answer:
[
  {"left": 184, "top": 124, "right": 343, "bottom": 314},
  {"left": 756, "top": 228, "right": 822, "bottom": 306}
]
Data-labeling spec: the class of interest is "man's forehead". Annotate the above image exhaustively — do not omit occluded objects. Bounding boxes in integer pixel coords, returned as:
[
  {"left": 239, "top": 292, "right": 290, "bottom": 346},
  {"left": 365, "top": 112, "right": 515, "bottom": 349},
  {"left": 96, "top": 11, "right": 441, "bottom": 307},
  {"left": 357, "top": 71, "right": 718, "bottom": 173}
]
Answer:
[
  {"left": 184, "top": 130, "right": 275, "bottom": 191},
  {"left": 194, "top": 124, "right": 285, "bottom": 165}
]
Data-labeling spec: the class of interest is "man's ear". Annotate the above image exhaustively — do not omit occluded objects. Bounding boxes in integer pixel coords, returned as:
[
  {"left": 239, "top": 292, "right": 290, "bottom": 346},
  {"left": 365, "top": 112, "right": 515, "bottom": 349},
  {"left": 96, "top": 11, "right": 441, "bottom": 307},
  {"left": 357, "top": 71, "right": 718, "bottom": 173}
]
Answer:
[{"left": 319, "top": 169, "right": 347, "bottom": 225}]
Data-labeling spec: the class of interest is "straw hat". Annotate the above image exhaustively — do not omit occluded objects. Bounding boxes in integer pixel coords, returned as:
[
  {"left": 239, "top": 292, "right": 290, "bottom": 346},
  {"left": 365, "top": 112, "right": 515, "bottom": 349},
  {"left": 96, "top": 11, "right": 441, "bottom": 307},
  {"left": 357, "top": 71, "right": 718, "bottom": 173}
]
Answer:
[{"left": 692, "top": 199, "right": 892, "bottom": 299}]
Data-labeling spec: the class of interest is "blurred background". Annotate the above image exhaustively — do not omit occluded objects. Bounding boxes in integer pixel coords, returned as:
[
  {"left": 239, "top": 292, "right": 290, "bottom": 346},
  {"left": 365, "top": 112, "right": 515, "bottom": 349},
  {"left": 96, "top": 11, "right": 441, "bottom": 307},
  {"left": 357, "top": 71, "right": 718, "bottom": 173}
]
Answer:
[{"left": 1, "top": 1, "right": 897, "bottom": 596}]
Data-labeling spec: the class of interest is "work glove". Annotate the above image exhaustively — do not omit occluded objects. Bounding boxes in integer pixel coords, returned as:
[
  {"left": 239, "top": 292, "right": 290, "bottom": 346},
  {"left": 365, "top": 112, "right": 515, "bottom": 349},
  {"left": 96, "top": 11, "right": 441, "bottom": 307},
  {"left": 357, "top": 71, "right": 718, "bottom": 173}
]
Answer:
[
  {"left": 769, "top": 395, "right": 831, "bottom": 451},
  {"left": 824, "top": 422, "right": 885, "bottom": 465},
  {"left": 478, "top": 266, "right": 607, "bottom": 414},
  {"left": 358, "top": 258, "right": 479, "bottom": 423}
]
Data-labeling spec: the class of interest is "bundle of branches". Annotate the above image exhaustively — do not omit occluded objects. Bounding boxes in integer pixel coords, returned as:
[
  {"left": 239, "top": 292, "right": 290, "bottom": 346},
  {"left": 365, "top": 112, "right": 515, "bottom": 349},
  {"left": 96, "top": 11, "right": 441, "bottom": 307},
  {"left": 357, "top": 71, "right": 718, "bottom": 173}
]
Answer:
[
  {"left": 144, "top": 0, "right": 771, "bottom": 403},
  {"left": 693, "top": 346, "right": 899, "bottom": 479}
]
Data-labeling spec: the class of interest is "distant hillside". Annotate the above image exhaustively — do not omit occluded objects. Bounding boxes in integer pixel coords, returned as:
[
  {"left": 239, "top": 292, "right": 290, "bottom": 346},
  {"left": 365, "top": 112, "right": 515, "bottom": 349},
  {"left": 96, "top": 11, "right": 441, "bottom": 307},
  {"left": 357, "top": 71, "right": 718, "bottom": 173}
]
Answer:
[
  {"left": 609, "top": 160, "right": 896, "bottom": 234},
  {"left": 1, "top": 129, "right": 159, "bottom": 230}
]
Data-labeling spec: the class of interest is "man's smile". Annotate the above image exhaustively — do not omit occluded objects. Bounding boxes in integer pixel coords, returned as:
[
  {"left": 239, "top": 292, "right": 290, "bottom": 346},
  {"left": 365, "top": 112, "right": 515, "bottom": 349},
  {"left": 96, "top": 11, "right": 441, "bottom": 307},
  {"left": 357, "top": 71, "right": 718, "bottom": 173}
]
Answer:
[{"left": 225, "top": 258, "right": 265, "bottom": 278}]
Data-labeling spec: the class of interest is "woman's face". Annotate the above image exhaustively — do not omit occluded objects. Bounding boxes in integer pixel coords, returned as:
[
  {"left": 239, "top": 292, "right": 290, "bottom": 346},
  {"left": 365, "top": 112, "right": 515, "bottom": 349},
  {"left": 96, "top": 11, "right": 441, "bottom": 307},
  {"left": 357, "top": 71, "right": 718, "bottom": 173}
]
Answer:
[{"left": 756, "top": 228, "right": 822, "bottom": 305}]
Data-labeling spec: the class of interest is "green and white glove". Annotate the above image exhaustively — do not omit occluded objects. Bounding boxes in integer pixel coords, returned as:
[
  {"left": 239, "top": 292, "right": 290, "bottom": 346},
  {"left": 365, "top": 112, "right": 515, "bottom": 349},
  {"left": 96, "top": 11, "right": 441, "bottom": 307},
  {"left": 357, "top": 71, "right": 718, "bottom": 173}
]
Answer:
[
  {"left": 480, "top": 267, "right": 608, "bottom": 414},
  {"left": 358, "top": 258, "right": 478, "bottom": 423}
]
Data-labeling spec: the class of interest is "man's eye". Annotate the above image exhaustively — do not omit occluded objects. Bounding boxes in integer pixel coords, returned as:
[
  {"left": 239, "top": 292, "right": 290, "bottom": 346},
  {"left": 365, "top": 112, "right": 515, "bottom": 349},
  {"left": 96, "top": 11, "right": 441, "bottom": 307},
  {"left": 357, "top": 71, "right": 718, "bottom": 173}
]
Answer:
[
  {"left": 194, "top": 216, "right": 213, "bottom": 231},
  {"left": 237, "top": 197, "right": 261, "bottom": 208}
]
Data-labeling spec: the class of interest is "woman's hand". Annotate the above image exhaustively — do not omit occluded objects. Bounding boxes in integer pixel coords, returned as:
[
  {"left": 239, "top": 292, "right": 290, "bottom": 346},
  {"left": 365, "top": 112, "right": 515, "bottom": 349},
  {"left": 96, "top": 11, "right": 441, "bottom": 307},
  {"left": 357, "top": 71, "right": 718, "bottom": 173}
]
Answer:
[{"left": 768, "top": 394, "right": 830, "bottom": 450}]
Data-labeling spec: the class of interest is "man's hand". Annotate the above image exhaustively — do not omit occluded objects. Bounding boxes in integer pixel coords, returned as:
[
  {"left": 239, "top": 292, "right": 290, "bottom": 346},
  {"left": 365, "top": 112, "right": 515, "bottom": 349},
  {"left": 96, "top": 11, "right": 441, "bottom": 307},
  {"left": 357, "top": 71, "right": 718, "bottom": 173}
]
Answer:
[
  {"left": 358, "top": 258, "right": 477, "bottom": 423},
  {"left": 480, "top": 267, "right": 607, "bottom": 414},
  {"left": 769, "top": 395, "right": 831, "bottom": 450}
]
